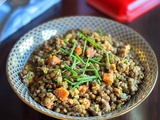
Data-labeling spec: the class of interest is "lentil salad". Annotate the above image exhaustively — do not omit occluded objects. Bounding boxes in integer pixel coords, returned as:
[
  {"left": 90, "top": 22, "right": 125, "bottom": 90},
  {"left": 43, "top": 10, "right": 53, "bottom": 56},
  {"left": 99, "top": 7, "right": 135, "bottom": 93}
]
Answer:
[{"left": 19, "top": 29, "right": 145, "bottom": 116}]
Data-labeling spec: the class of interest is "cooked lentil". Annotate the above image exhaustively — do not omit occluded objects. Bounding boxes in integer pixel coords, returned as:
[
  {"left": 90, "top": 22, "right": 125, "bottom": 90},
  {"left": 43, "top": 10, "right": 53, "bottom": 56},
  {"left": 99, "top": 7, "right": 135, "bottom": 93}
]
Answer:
[{"left": 19, "top": 29, "right": 145, "bottom": 116}]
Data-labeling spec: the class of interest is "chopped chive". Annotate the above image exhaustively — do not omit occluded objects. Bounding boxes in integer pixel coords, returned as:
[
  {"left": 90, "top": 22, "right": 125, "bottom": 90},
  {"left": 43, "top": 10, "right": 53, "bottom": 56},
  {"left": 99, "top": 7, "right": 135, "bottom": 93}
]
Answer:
[
  {"left": 44, "top": 70, "right": 48, "bottom": 74},
  {"left": 71, "top": 56, "right": 77, "bottom": 69},
  {"left": 90, "top": 62, "right": 102, "bottom": 81},
  {"left": 77, "top": 68, "right": 94, "bottom": 72},
  {"left": 75, "top": 54, "right": 85, "bottom": 64},
  {"left": 117, "top": 103, "right": 122, "bottom": 109},
  {"left": 98, "top": 30, "right": 103, "bottom": 35},
  {"left": 134, "top": 79, "right": 137, "bottom": 84},
  {"left": 64, "top": 78, "right": 73, "bottom": 85},
  {"left": 89, "top": 58, "right": 105, "bottom": 66},
  {"left": 57, "top": 46, "right": 70, "bottom": 54},
  {"left": 47, "top": 89, "right": 53, "bottom": 92},
  {"left": 106, "top": 52, "right": 110, "bottom": 63},
  {"left": 92, "top": 57, "right": 102, "bottom": 61},
  {"left": 64, "top": 39, "right": 69, "bottom": 44},
  {"left": 55, "top": 66, "right": 60, "bottom": 71},
  {"left": 82, "top": 40, "right": 87, "bottom": 58},
  {"left": 82, "top": 57, "right": 90, "bottom": 75},
  {"left": 117, "top": 75, "right": 121, "bottom": 79},
  {"left": 124, "top": 59, "right": 129, "bottom": 64},
  {"left": 80, "top": 32, "right": 104, "bottom": 50},
  {"left": 96, "top": 79, "right": 101, "bottom": 85},
  {"left": 62, "top": 76, "right": 79, "bottom": 79},
  {"left": 94, "top": 105, "right": 99, "bottom": 111},
  {"left": 120, "top": 89, "right": 123, "bottom": 94},
  {"left": 65, "top": 64, "right": 77, "bottom": 75},
  {"left": 27, "top": 73, "right": 32, "bottom": 80},
  {"left": 52, "top": 50, "right": 61, "bottom": 55},
  {"left": 77, "top": 76, "right": 98, "bottom": 81},
  {"left": 69, "top": 84, "right": 79, "bottom": 92},
  {"left": 110, "top": 52, "right": 115, "bottom": 59},
  {"left": 70, "top": 41, "right": 77, "bottom": 57}
]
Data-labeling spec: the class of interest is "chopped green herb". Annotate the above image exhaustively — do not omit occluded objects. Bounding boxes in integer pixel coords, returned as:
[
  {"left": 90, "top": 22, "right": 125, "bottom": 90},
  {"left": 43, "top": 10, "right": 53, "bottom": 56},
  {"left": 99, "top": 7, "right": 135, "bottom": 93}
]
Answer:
[
  {"left": 120, "top": 89, "right": 123, "bottom": 94},
  {"left": 64, "top": 78, "right": 73, "bottom": 85},
  {"left": 117, "top": 103, "right": 122, "bottom": 109},
  {"left": 55, "top": 66, "right": 60, "bottom": 71},
  {"left": 110, "top": 52, "right": 115, "bottom": 59},
  {"left": 77, "top": 68, "right": 94, "bottom": 72},
  {"left": 134, "top": 79, "right": 137, "bottom": 84},
  {"left": 92, "top": 57, "right": 102, "bottom": 61},
  {"left": 106, "top": 52, "right": 110, "bottom": 64},
  {"left": 117, "top": 75, "right": 121, "bottom": 79},
  {"left": 77, "top": 76, "right": 98, "bottom": 81},
  {"left": 65, "top": 64, "right": 77, "bottom": 75},
  {"left": 90, "top": 62, "right": 102, "bottom": 81},
  {"left": 80, "top": 32, "right": 104, "bottom": 50},
  {"left": 82, "top": 57, "right": 90, "bottom": 75},
  {"left": 94, "top": 105, "right": 99, "bottom": 111},
  {"left": 71, "top": 56, "right": 77, "bottom": 69},
  {"left": 27, "top": 73, "right": 32, "bottom": 80},
  {"left": 124, "top": 59, "right": 129, "bottom": 64},
  {"left": 57, "top": 46, "right": 70, "bottom": 54},
  {"left": 69, "top": 84, "right": 79, "bottom": 92},
  {"left": 96, "top": 79, "right": 101, "bottom": 85},
  {"left": 47, "top": 89, "right": 53, "bottom": 92},
  {"left": 89, "top": 58, "right": 105, "bottom": 66},
  {"left": 44, "top": 70, "right": 48, "bottom": 74},
  {"left": 75, "top": 54, "right": 85, "bottom": 64},
  {"left": 70, "top": 41, "right": 77, "bottom": 57},
  {"left": 98, "top": 30, "right": 103, "bottom": 35},
  {"left": 62, "top": 76, "right": 79, "bottom": 79},
  {"left": 64, "top": 39, "right": 69, "bottom": 44},
  {"left": 82, "top": 40, "right": 87, "bottom": 58}
]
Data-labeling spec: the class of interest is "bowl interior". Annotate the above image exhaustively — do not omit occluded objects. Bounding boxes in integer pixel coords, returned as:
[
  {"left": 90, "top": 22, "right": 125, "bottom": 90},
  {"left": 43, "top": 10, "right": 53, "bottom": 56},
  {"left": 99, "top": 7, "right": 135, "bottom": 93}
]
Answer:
[{"left": 6, "top": 16, "right": 158, "bottom": 120}]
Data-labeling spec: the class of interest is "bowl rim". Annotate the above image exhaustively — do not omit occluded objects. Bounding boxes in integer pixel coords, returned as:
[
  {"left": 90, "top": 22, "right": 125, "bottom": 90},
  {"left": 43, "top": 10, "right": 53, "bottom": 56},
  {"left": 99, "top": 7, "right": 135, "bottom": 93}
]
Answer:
[{"left": 6, "top": 16, "right": 158, "bottom": 120}]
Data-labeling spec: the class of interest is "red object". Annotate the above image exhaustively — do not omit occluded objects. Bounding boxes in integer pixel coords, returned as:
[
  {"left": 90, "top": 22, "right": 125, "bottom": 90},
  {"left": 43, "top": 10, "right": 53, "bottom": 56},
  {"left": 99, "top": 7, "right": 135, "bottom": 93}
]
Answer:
[{"left": 87, "top": 0, "right": 160, "bottom": 22}]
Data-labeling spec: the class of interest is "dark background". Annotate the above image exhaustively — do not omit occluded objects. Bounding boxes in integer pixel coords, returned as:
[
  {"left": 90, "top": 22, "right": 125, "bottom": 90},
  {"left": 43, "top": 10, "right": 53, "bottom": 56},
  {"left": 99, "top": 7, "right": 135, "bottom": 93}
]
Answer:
[{"left": 0, "top": 0, "right": 159, "bottom": 120}]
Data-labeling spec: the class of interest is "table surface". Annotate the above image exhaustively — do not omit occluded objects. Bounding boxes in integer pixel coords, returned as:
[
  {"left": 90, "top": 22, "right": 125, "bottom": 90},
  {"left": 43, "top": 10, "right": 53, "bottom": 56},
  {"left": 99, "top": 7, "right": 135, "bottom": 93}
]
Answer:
[{"left": 0, "top": 0, "right": 159, "bottom": 120}]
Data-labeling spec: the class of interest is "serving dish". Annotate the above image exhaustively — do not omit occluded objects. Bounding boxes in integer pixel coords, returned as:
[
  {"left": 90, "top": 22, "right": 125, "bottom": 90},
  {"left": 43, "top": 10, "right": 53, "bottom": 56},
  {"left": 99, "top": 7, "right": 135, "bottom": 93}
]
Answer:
[{"left": 6, "top": 16, "right": 158, "bottom": 119}]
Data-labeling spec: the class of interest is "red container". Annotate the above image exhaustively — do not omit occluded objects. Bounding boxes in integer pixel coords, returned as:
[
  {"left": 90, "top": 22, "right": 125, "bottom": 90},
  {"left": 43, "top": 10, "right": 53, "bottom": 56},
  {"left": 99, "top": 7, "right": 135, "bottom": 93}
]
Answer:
[{"left": 87, "top": 0, "right": 160, "bottom": 22}]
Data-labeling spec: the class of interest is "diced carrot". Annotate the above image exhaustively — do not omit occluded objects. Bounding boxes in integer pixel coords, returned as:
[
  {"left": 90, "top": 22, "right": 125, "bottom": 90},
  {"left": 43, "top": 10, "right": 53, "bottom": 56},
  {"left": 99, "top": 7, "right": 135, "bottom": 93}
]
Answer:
[
  {"left": 54, "top": 88, "right": 69, "bottom": 101},
  {"left": 48, "top": 55, "right": 60, "bottom": 65},
  {"left": 79, "top": 85, "right": 88, "bottom": 93},
  {"left": 102, "top": 72, "right": 113, "bottom": 84},
  {"left": 101, "top": 44, "right": 110, "bottom": 50},
  {"left": 60, "top": 40, "right": 65, "bottom": 46},
  {"left": 75, "top": 46, "right": 82, "bottom": 55},
  {"left": 86, "top": 48, "right": 95, "bottom": 58}
]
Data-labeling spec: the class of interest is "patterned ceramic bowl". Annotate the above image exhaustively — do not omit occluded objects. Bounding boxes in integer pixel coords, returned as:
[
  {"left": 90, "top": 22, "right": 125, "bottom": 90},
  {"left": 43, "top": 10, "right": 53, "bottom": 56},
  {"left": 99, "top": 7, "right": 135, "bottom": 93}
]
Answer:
[{"left": 6, "top": 16, "right": 158, "bottom": 120}]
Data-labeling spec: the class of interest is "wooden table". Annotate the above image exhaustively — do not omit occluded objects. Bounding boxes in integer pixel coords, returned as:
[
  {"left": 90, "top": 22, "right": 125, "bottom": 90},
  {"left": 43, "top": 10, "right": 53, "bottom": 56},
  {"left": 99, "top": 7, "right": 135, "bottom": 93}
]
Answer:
[{"left": 0, "top": 0, "right": 159, "bottom": 120}]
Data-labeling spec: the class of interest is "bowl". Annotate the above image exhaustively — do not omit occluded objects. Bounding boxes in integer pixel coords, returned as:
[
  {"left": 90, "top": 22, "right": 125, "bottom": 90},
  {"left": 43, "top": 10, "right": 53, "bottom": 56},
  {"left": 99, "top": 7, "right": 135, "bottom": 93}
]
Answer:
[{"left": 6, "top": 16, "right": 158, "bottom": 119}]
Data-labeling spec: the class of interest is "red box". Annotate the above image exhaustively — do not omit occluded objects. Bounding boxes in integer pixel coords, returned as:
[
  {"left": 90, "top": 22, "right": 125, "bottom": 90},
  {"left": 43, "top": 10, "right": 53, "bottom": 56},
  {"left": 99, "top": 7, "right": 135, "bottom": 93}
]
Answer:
[{"left": 87, "top": 0, "right": 160, "bottom": 22}]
